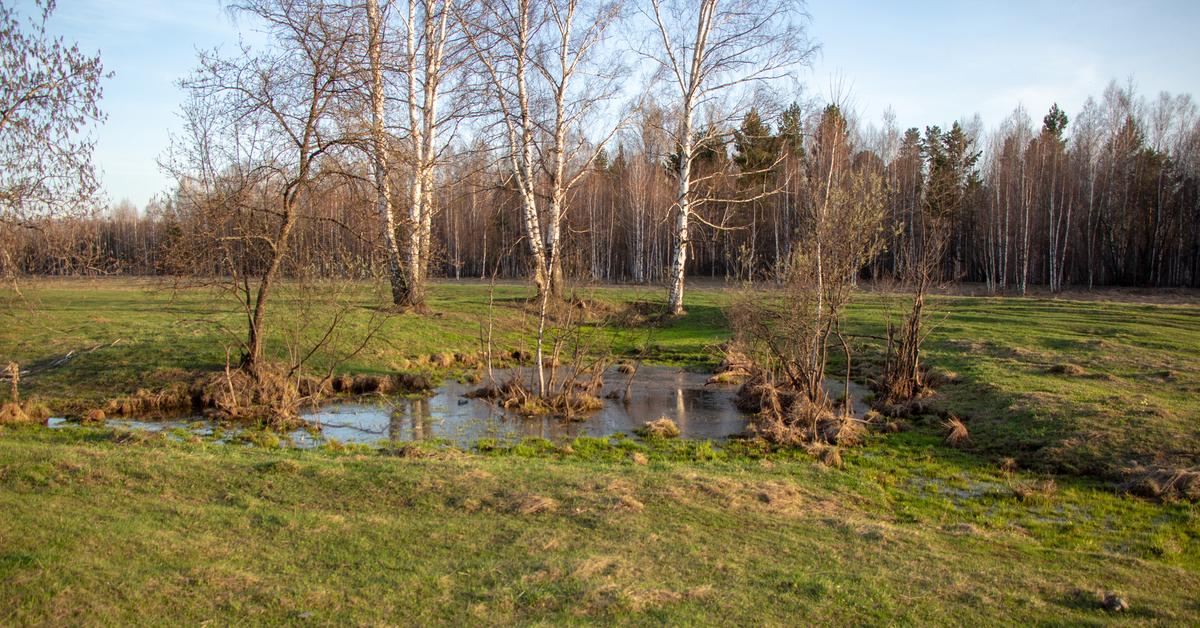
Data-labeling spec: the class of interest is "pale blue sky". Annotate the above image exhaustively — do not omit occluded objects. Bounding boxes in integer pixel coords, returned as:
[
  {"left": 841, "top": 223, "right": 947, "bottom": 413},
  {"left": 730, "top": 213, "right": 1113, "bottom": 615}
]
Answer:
[{"left": 31, "top": 0, "right": 1200, "bottom": 209}]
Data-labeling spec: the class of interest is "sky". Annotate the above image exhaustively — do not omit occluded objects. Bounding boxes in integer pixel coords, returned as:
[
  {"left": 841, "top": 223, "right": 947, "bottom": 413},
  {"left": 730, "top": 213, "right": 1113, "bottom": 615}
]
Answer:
[{"left": 28, "top": 0, "right": 1200, "bottom": 209}]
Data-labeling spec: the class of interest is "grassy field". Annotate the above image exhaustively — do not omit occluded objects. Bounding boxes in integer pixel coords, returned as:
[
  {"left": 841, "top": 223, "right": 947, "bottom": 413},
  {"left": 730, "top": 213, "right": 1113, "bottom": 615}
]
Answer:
[
  {"left": 1, "top": 277, "right": 1199, "bottom": 625},
  {"left": 0, "top": 278, "right": 729, "bottom": 412},
  {"left": 2, "top": 425, "right": 1198, "bottom": 626}
]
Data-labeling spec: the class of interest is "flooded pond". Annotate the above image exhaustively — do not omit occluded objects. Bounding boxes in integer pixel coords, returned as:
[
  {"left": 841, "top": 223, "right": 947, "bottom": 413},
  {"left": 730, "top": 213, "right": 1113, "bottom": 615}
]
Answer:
[{"left": 51, "top": 366, "right": 872, "bottom": 448}]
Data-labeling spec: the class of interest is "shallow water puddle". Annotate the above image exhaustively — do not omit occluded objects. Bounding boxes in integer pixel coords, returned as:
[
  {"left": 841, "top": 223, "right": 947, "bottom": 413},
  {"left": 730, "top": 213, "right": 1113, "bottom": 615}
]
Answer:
[
  {"left": 51, "top": 366, "right": 872, "bottom": 448},
  {"left": 314, "top": 366, "right": 749, "bottom": 444}
]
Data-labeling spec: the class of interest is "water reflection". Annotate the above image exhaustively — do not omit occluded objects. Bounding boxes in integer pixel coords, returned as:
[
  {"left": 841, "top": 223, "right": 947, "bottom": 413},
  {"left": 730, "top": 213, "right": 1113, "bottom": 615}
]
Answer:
[{"left": 49, "top": 366, "right": 872, "bottom": 448}]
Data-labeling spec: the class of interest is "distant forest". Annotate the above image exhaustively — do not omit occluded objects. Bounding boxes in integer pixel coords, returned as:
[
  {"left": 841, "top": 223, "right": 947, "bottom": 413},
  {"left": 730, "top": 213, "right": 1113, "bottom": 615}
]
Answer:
[
  {"left": 4, "top": 1, "right": 1197, "bottom": 296},
  {"left": 9, "top": 79, "right": 1197, "bottom": 292}
]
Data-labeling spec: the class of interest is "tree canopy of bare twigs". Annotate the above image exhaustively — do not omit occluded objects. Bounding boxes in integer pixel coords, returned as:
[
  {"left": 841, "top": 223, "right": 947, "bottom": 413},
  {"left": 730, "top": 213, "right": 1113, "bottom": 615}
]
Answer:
[
  {"left": 164, "top": 0, "right": 370, "bottom": 380},
  {"left": 730, "top": 104, "right": 886, "bottom": 406},
  {"left": 0, "top": 0, "right": 107, "bottom": 283}
]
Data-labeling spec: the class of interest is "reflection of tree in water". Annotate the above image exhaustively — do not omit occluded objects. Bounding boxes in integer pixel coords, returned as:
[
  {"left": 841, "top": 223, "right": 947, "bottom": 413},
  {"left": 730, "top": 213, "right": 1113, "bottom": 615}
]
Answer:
[
  {"left": 389, "top": 397, "right": 434, "bottom": 442},
  {"left": 675, "top": 387, "right": 687, "bottom": 431},
  {"left": 363, "top": 367, "right": 755, "bottom": 443}
]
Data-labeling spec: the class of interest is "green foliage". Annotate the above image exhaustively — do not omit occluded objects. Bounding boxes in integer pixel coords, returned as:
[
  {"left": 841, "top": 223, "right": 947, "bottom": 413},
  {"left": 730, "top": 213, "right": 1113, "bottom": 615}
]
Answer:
[
  {"left": 923, "top": 121, "right": 982, "bottom": 227},
  {"left": 732, "top": 107, "right": 779, "bottom": 188}
]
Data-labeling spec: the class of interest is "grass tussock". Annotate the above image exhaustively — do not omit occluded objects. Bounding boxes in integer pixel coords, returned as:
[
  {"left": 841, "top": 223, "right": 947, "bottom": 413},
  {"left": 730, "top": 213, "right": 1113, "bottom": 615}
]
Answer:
[
  {"left": 1048, "top": 363, "right": 1087, "bottom": 376},
  {"left": 943, "top": 416, "right": 971, "bottom": 448},
  {"left": 746, "top": 396, "right": 867, "bottom": 448},
  {"left": 804, "top": 443, "right": 843, "bottom": 469},
  {"left": 0, "top": 403, "right": 29, "bottom": 424},
  {"left": 637, "top": 417, "right": 680, "bottom": 439},
  {"left": 469, "top": 375, "right": 604, "bottom": 419},
  {"left": 872, "top": 388, "right": 939, "bottom": 418},
  {"left": 104, "top": 383, "right": 198, "bottom": 416},
  {"left": 1010, "top": 478, "right": 1057, "bottom": 503},
  {"left": 516, "top": 494, "right": 558, "bottom": 515},
  {"left": 705, "top": 351, "right": 756, "bottom": 386},
  {"left": 611, "top": 494, "right": 645, "bottom": 513},
  {"left": 0, "top": 401, "right": 51, "bottom": 425},
  {"left": 1120, "top": 466, "right": 1200, "bottom": 501}
]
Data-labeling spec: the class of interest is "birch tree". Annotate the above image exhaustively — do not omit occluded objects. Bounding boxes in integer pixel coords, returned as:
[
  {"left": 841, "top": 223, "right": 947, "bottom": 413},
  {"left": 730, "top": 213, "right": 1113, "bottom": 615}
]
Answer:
[
  {"left": 464, "top": 0, "right": 628, "bottom": 395},
  {"left": 638, "top": 0, "right": 816, "bottom": 315},
  {"left": 365, "top": 0, "right": 403, "bottom": 306},
  {"left": 366, "top": 0, "right": 474, "bottom": 312}
]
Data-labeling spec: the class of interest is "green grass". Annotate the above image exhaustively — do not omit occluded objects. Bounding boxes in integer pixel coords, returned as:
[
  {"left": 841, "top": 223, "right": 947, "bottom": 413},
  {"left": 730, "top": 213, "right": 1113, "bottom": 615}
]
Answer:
[
  {"left": 3, "top": 277, "right": 1200, "bottom": 624},
  {"left": 1, "top": 424, "right": 1197, "bottom": 626},
  {"left": 871, "top": 296, "right": 1200, "bottom": 477},
  {"left": 3, "top": 278, "right": 1197, "bottom": 476},
  {"left": 0, "top": 278, "right": 731, "bottom": 412}
]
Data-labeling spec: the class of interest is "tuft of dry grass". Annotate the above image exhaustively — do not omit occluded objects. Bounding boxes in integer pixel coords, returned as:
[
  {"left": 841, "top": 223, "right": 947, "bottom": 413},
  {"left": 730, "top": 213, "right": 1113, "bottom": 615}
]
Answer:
[
  {"left": 22, "top": 403, "right": 50, "bottom": 422},
  {"left": 1120, "top": 466, "right": 1200, "bottom": 501},
  {"left": 573, "top": 555, "right": 621, "bottom": 580},
  {"left": 389, "top": 444, "right": 429, "bottom": 459},
  {"left": 943, "top": 416, "right": 971, "bottom": 448},
  {"left": 0, "top": 403, "right": 29, "bottom": 424},
  {"left": 821, "top": 414, "right": 867, "bottom": 446},
  {"left": 804, "top": 443, "right": 843, "bottom": 469},
  {"left": 516, "top": 494, "right": 558, "bottom": 515},
  {"left": 705, "top": 351, "right": 756, "bottom": 385},
  {"left": 611, "top": 495, "right": 645, "bottom": 513},
  {"left": 1010, "top": 478, "right": 1057, "bottom": 502},
  {"left": 261, "top": 459, "right": 301, "bottom": 475},
  {"left": 82, "top": 409, "right": 106, "bottom": 425},
  {"left": 1048, "top": 363, "right": 1087, "bottom": 376},
  {"left": 640, "top": 417, "right": 680, "bottom": 439},
  {"left": 431, "top": 353, "right": 455, "bottom": 368}
]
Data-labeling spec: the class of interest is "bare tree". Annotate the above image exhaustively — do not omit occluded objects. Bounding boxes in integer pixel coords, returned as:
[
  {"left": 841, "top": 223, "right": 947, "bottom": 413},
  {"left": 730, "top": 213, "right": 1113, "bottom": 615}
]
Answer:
[
  {"left": 637, "top": 0, "right": 816, "bottom": 315},
  {"left": 729, "top": 103, "right": 886, "bottom": 442},
  {"left": 166, "top": 0, "right": 365, "bottom": 380},
  {"left": 366, "top": 0, "right": 404, "bottom": 306}
]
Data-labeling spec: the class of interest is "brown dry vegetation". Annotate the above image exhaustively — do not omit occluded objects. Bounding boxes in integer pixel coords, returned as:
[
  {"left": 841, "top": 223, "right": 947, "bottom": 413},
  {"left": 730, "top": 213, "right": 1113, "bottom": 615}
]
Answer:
[
  {"left": 468, "top": 374, "right": 605, "bottom": 420},
  {"left": 1120, "top": 465, "right": 1200, "bottom": 502},
  {"left": 638, "top": 417, "right": 680, "bottom": 439}
]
